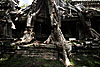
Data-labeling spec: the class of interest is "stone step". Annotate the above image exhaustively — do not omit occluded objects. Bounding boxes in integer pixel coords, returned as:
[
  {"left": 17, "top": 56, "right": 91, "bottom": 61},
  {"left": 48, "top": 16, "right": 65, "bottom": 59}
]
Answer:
[
  {"left": 16, "top": 43, "right": 58, "bottom": 60},
  {"left": 19, "top": 43, "right": 57, "bottom": 49},
  {"left": 16, "top": 47, "right": 58, "bottom": 60},
  {"left": 72, "top": 49, "right": 100, "bottom": 54}
]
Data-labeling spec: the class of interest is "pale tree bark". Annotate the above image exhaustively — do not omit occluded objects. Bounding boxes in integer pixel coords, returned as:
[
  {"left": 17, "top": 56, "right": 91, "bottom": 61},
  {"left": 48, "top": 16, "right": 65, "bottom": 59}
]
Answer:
[{"left": 20, "top": 12, "right": 34, "bottom": 43}]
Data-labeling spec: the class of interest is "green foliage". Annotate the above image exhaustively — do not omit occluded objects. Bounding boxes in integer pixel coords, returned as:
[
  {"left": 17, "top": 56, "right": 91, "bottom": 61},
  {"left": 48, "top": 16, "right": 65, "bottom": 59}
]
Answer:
[
  {"left": 1, "top": 53, "right": 100, "bottom": 67},
  {"left": 21, "top": 4, "right": 28, "bottom": 8},
  {"left": 0, "top": 54, "right": 64, "bottom": 67},
  {"left": 70, "top": 54, "right": 100, "bottom": 67},
  {"left": 65, "top": 0, "right": 69, "bottom": 2}
]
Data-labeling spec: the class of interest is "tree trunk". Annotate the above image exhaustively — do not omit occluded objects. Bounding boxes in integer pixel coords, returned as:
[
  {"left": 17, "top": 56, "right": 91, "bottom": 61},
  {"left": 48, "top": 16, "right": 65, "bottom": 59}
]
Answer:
[
  {"left": 20, "top": 12, "right": 35, "bottom": 43},
  {"left": 44, "top": 0, "right": 73, "bottom": 67}
]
